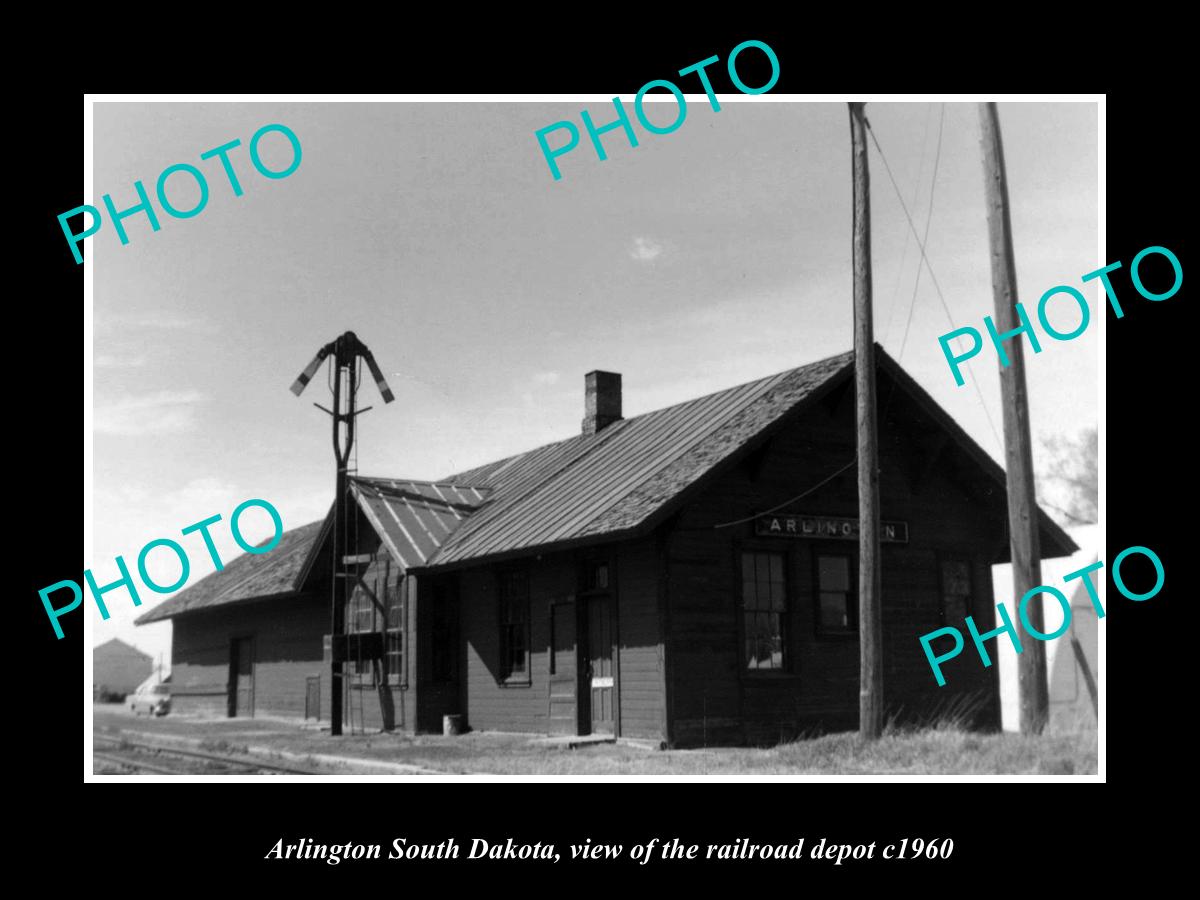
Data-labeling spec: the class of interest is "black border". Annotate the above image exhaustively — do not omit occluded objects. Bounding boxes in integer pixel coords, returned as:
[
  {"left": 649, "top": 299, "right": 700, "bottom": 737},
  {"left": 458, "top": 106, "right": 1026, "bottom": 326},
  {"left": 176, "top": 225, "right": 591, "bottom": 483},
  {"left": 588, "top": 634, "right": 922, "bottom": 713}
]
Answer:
[{"left": 30, "top": 31, "right": 1178, "bottom": 885}]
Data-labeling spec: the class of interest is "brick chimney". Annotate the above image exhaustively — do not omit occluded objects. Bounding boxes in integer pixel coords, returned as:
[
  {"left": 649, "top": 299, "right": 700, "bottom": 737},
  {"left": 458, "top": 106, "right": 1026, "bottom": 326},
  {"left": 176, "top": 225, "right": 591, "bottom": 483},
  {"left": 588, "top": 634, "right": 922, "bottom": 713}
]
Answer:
[{"left": 582, "top": 371, "right": 622, "bottom": 435}]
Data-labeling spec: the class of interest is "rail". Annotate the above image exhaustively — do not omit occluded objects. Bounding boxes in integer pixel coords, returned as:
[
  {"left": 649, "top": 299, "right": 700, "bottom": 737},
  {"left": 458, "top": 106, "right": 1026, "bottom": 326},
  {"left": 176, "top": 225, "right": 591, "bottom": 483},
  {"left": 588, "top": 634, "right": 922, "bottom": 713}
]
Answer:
[{"left": 92, "top": 736, "right": 318, "bottom": 775}]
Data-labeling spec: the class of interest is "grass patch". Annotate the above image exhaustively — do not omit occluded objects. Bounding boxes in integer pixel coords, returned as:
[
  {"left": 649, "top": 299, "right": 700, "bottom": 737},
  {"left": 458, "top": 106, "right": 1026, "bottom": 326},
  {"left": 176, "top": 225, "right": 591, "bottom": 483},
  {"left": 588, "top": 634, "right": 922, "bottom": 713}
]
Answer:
[
  {"left": 372, "top": 727, "right": 1097, "bottom": 776},
  {"left": 760, "top": 728, "right": 1095, "bottom": 775}
]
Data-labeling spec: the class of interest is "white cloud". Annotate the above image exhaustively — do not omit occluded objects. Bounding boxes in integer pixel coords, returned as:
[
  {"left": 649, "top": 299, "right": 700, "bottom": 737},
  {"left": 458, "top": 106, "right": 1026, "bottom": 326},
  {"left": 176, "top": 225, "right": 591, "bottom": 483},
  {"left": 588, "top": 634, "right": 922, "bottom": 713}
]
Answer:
[
  {"left": 94, "top": 390, "right": 204, "bottom": 436},
  {"left": 629, "top": 236, "right": 664, "bottom": 262},
  {"left": 95, "top": 354, "right": 147, "bottom": 370},
  {"left": 531, "top": 371, "right": 560, "bottom": 386},
  {"left": 97, "top": 312, "right": 218, "bottom": 335},
  {"left": 92, "top": 477, "right": 326, "bottom": 573}
]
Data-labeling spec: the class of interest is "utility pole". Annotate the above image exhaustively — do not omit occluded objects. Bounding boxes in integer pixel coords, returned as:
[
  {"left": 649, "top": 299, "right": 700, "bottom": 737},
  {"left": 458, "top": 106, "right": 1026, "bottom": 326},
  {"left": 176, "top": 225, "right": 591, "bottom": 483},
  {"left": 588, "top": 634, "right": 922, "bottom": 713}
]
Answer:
[
  {"left": 849, "top": 102, "right": 883, "bottom": 740},
  {"left": 329, "top": 349, "right": 354, "bottom": 737},
  {"left": 291, "top": 331, "right": 394, "bottom": 736},
  {"left": 978, "top": 102, "right": 1048, "bottom": 735}
]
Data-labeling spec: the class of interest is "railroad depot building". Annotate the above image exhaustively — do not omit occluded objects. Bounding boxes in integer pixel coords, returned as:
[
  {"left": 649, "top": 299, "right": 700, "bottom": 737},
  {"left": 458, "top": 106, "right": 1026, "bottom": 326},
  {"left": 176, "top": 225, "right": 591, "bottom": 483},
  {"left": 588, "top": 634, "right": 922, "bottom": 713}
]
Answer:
[{"left": 135, "top": 346, "right": 1075, "bottom": 747}]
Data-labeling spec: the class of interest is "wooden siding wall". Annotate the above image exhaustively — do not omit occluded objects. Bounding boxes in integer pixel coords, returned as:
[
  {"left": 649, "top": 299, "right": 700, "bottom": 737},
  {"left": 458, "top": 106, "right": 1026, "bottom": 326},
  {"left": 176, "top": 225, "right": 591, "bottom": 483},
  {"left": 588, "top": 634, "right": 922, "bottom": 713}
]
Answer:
[
  {"left": 665, "top": 380, "right": 1006, "bottom": 747},
  {"left": 170, "top": 536, "right": 422, "bottom": 732},
  {"left": 170, "top": 594, "right": 326, "bottom": 718},
  {"left": 615, "top": 540, "right": 666, "bottom": 741},
  {"left": 459, "top": 553, "right": 568, "bottom": 733},
  {"left": 457, "top": 543, "right": 664, "bottom": 740}
]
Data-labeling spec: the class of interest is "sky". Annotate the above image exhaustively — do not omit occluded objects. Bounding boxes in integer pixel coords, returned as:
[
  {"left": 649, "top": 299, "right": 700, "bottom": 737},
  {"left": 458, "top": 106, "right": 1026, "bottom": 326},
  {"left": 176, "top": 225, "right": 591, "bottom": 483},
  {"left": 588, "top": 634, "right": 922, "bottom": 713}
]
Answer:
[{"left": 89, "top": 99, "right": 1098, "bottom": 665}]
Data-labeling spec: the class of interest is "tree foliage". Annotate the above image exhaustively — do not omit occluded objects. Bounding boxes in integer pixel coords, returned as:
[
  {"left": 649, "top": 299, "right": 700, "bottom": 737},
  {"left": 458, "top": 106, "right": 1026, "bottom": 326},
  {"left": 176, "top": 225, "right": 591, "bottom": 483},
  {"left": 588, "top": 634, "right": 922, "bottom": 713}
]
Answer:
[{"left": 1036, "top": 427, "right": 1098, "bottom": 526}]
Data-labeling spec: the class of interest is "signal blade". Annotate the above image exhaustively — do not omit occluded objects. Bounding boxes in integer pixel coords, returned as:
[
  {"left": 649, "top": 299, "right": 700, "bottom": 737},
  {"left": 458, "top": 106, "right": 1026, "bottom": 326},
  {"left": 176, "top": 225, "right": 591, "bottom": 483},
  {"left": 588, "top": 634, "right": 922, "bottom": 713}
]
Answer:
[
  {"left": 290, "top": 348, "right": 330, "bottom": 396},
  {"left": 363, "top": 351, "right": 395, "bottom": 403}
]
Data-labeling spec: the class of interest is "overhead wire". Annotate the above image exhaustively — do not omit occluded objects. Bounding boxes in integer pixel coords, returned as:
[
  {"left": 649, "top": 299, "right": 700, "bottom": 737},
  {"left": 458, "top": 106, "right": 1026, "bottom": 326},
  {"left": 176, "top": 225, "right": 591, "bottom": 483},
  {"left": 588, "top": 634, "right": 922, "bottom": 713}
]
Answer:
[
  {"left": 865, "top": 115, "right": 1005, "bottom": 454},
  {"left": 713, "top": 456, "right": 858, "bottom": 529},
  {"left": 879, "top": 103, "right": 946, "bottom": 433},
  {"left": 882, "top": 103, "right": 935, "bottom": 346},
  {"left": 714, "top": 106, "right": 998, "bottom": 530},
  {"left": 896, "top": 103, "right": 946, "bottom": 364}
]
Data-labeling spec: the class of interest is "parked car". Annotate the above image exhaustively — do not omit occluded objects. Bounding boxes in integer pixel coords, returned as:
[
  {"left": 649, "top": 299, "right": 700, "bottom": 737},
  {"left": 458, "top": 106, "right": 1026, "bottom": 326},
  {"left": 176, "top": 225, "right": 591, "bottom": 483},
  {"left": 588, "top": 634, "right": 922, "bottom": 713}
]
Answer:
[{"left": 128, "top": 683, "right": 171, "bottom": 717}]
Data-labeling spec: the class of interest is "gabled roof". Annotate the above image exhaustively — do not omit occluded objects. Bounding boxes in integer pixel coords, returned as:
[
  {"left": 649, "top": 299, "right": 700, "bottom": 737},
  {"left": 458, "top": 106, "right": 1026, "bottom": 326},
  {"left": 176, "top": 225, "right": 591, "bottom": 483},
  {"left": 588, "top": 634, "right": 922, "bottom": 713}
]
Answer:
[
  {"left": 93, "top": 637, "right": 152, "bottom": 661},
  {"left": 422, "top": 344, "right": 1075, "bottom": 568},
  {"left": 135, "top": 344, "right": 1078, "bottom": 623},
  {"left": 350, "top": 478, "right": 491, "bottom": 570},
  {"left": 428, "top": 350, "right": 856, "bottom": 566},
  {"left": 134, "top": 518, "right": 325, "bottom": 625}
]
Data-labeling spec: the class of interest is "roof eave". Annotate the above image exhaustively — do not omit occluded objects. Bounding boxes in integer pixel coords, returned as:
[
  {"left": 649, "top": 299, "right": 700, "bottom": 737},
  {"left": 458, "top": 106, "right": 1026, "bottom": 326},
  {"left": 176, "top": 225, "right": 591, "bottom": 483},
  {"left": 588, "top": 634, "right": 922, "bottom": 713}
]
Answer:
[
  {"left": 635, "top": 354, "right": 858, "bottom": 538},
  {"left": 133, "top": 589, "right": 316, "bottom": 625},
  {"left": 873, "top": 347, "right": 1079, "bottom": 559},
  {"left": 418, "top": 525, "right": 645, "bottom": 574},
  {"left": 294, "top": 504, "right": 335, "bottom": 593}
]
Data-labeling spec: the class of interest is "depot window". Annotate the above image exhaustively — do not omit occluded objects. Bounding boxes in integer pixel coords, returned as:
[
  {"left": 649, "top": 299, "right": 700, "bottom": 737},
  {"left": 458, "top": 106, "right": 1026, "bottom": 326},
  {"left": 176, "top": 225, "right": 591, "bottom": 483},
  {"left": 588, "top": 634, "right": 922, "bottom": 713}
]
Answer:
[
  {"left": 497, "top": 567, "right": 530, "bottom": 684},
  {"left": 742, "top": 551, "right": 788, "bottom": 671},
  {"left": 346, "top": 584, "right": 378, "bottom": 677},
  {"left": 940, "top": 559, "right": 972, "bottom": 625},
  {"left": 815, "top": 553, "right": 857, "bottom": 635},
  {"left": 385, "top": 580, "right": 406, "bottom": 687}
]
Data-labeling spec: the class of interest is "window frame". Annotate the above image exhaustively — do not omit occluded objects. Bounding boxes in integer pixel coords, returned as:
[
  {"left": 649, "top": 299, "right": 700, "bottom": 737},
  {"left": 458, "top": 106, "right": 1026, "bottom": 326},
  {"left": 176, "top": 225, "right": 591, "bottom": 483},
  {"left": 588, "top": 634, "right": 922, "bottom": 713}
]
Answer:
[
  {"left": 348, "top": 582, "right": 378, "bottom": 635},
  {"left": 496, "top": 565, "right": 532, "bottom": 687},
  {"left": 577, "top": 558, "right": 611, "bottom": 596},
  {"left": 384, "top": 576, "right": 407, "bottom": 688},
  {"left": 344, "top": 564, "right": 408, "bottom": 688},
  {"left": 737, "top": 546, "right": 793, "bottom": 676},
  {"left": 346, "top": 579, "right": 380, "bottom": 678},
  {"left": 937, "top": 555, "right": 975, "bottom": 628},
  {"left": 812, "top": 547, "right": 859, "bottom": 638}
]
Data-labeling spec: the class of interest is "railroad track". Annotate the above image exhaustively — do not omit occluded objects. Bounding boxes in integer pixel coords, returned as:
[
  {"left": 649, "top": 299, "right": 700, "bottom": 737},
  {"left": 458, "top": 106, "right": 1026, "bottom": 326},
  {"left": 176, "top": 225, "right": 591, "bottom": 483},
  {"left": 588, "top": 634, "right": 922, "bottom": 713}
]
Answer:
[{"left": 93, "top": 736, "right": 319, "bottom": 775}]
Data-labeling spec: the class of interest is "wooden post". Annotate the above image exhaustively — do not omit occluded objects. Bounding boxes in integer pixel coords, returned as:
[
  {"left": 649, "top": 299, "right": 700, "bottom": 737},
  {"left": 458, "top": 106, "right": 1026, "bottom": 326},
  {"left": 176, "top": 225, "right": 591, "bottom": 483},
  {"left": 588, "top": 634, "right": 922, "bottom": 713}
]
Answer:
[
  {"left": 849, "top": 102, "right": 883, "bottom": 740},
  {"left": 978, "top": 102, "right": 1049, "bottom": 735},
  {"left": 329, "top": 351, "right": 346, "bottom": 736},
  {"left": 329, "top": 336, "right": 359, "bottom": 737}
]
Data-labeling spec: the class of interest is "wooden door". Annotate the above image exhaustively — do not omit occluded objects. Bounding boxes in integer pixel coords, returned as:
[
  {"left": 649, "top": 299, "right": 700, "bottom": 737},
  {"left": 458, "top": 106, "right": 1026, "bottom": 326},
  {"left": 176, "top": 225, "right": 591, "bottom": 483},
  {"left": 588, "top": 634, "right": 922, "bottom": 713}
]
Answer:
[
  {"left": 586, "top": 595, "right": 614, "bottom": 734},
  {"left": 547, "top": 598, "right": 578, "bottom": 734},
  {"left": 304, "top": 676, "right": 320, "bottom": 721},
  {"left": 228, "top": 637, "right": 255, "bottom": 717}
]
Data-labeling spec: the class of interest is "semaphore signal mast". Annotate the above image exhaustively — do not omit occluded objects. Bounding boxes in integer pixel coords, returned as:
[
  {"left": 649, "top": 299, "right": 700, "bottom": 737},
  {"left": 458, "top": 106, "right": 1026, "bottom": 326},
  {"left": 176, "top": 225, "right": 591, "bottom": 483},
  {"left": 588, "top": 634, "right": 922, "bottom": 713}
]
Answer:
[{"left": 290, "top": 331, "right": 394, "bottom": 736}]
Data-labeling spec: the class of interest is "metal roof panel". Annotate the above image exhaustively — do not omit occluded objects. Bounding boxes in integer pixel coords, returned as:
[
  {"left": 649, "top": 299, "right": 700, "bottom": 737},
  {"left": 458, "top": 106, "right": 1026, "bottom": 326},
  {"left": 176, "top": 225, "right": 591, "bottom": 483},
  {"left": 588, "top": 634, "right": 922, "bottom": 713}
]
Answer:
[
  {"left": 350, "top": 478, "right": 491, "bottom": 572},
  {"left": 430, "top": 352, "right": 855, "bottom": 565}
]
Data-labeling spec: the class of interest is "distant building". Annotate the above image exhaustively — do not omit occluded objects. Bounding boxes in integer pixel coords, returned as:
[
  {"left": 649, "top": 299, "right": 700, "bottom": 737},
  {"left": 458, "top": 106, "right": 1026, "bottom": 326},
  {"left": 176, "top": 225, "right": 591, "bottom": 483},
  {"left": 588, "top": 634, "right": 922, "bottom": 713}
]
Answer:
[
  {"left": 994, "top": 524, "right": 1099, "bottom": 733},
  {"left": 136, "top": 347, "right": 1075, "bottom": 746},
  {"left": 1048, "top": 557, "right": 1099, "bottom": 732},
  {"left": 93, "top": 638, "right": 154, "bottom": 700}
]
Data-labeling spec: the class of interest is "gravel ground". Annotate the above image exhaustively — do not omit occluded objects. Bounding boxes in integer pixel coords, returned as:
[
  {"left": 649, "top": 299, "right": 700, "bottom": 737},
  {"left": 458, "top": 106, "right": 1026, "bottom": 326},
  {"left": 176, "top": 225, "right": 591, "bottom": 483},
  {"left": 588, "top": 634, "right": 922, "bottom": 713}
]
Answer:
[{"left": 91, "top": 706, "right": 1096, "bottom": 776}]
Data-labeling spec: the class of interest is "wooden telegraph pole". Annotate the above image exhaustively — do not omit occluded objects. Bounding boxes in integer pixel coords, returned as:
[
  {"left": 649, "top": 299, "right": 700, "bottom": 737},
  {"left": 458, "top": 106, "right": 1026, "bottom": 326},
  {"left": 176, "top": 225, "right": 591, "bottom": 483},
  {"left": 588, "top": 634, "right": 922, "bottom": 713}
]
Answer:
[
  {"left": 849, "top": 102, "right": 883, "bottom": 740},
  {"left": 978, "top": 103, "right": 1049, "bottom": 735}
]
